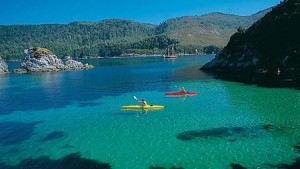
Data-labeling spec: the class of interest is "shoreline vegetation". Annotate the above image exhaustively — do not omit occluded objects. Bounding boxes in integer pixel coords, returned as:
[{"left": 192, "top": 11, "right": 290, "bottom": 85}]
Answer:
[
  {"left": 201, "top": 0, "right": 300, "bottom": 88},
  {"left": 5, "top": 53, "right": 213, "bottom": 62},
  {"left": 4, "top": 48, "right": 210, "bottom": 73},
  {"left": 0, "top": 8, "right": 270, "bottom": 61},
  {"left": 2, "top": 1, "right": 299, "bottom": 90}
]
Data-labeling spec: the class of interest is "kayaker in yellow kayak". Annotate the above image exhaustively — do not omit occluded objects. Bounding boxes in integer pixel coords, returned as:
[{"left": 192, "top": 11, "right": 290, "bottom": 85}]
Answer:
[
  {"left": 140, "top": 98, "right": 148, "bottom": 106},
  {"left": 121, "top": 96, "right": 164, "bottom": 110}
]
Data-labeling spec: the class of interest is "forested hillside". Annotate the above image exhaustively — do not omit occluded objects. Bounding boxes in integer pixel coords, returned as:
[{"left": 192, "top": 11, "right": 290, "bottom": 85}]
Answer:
[
  {"left": 157, "top": 8, "right": 271, "bottom": 47},
  {"left": 0, "top": 9, "right": 271, "bottom": 60},
  {"left": 201, "top": 0, "right": 300, "bottom": 73},
  {"left": 0, "top": 19, "right": 156, "bottom": 59}
]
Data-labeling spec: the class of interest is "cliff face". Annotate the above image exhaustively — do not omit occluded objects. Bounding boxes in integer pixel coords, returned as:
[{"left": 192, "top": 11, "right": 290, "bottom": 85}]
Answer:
[
  {"left": 201, "top": 0, "right": 300, "bottom": 74},
  {"left": 13, "top": 47, "right": 93, "bottom": 74},
  {"left": 0, "top": 56, "right": 9, "bottom": 74}
]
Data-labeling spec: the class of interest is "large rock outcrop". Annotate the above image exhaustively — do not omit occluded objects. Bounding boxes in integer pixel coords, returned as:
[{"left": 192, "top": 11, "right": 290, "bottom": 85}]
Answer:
[
  {"left": 0, "top": 56, "right": 9, "bottom": 74},
  {"left": 201, "top": 0, "right": 300, "bottom": 74},
  {"left": 13, "top": 47, "right": 93, "bottom": 74}
]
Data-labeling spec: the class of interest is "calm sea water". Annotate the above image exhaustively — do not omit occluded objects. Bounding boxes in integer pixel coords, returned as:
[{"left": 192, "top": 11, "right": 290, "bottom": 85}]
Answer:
[{"left": 1, "top": 55, "right": 300, "bottom": 169}]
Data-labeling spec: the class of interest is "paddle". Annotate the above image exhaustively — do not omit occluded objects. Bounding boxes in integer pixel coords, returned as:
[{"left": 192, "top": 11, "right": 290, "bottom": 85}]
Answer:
[
  {"left": 133, "top": 96, "right": 139, "bottom": 102},
  {"left": 133, "top": 96, "right": 152, "bottom": 107},
  {"left": 175, "top": 85, "right": 186, "bottom": 92},
  {"left": 134, "top": 96, "right": 145, "bottom": 108},
  {"left": 134, "top": 95, "right": 140, "bottom": 105}
]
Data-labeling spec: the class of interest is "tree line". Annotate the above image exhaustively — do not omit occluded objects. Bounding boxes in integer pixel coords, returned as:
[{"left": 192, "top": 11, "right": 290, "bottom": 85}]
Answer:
[{"left": 0, "top": 19, "right": 221, "bottom": 60}]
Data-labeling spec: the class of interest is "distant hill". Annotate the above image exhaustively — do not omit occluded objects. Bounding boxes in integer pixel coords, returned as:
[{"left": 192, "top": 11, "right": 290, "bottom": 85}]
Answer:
[
  {"left": 0, "top": 19, "right": 156, "bottom": 59},
  {"left": 0, "top": 9, "right": 271, "bottom": 59},
  {"left": 156, "top": 8, "right": 272, "bottom": 47},
  {"left": 247, "top": 7, "right": 273, "bottom": 20},
  {"left": 201, "top": 0, "right": 300, "bottom": 74}
]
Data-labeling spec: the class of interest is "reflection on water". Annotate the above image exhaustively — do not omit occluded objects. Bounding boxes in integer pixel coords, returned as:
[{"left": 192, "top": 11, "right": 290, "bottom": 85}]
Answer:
[
  {"left": 119, "top": 107, "right": 164, "bottom": 117},
  {"left": 82, "top": 57, "right": 163, "bottom": 67},
  {"left": 175, "top": 65, "right": 213, "bottom": 81},
  {"left": 207, "top": 71, "right": 300, "bottom": 89},
  {"left": 165, "top": 94, "right": 199, "bottom": 102}
]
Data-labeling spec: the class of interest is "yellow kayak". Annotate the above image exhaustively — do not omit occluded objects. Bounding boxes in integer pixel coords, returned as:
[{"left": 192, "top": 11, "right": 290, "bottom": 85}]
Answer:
[{"left": 121, "top": 105, "right": 165, "bottom": 110}]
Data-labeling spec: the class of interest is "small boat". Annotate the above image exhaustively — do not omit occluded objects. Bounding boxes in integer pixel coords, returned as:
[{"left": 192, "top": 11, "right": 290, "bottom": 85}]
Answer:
[
  {"left": 163, "top": 44, "right": 177, "bottom": 58},
  {"left": 165, "top": 91, "right": 198, "bottom": 96},
  {"left": 121, "top": 105, "right": 165, "bottom": 110}
]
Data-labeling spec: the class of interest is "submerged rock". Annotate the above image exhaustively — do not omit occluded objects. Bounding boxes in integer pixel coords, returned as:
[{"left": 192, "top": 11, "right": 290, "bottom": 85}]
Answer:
[
  {"left": 60, "top": 144, "right": 75, "bottom": 149},
  {"left": 230, "top": 163, "right": 247, "bottom": 169},
  {"left": 294, "top": 143, "right": 300, "bottom": 152},
  {"left": 13, "top": 47, "right": 93, "bottom": 74},
  {"left": 0, "top": 152, "right": 111, "bottom": 169},
  {"left": 41, "top": 131, "right": 65, "bottom": 142},
  {"left": 0, "top": 56, "right": 9, "bottom": 74},
  {"left": 273, "top": 157, "right": 300, "bottom": 169},
  {"left": 177, "top": 125, "right": 275, "bottom": 141},
  {"left": 0, "top": 121, "right": 42, "bottom": 146},
  {"left": 149, "top": 166, "right": 184, "bottom": 169}
]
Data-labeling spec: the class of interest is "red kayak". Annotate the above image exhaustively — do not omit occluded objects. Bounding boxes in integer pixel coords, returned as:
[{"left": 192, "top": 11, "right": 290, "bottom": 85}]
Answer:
[{"left": 165, "top": 91, "right": 198, "bottom": 96}]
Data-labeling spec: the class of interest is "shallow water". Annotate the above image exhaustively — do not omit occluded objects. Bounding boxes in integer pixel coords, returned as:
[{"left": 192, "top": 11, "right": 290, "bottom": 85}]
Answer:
[{"left": 1, "top": 55, "right": 300, "bottom": 169}]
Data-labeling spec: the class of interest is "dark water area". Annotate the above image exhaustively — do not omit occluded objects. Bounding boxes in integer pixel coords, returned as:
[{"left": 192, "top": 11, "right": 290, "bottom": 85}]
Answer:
[
  {"left": 40, "top": 131, "right": 66, "bottom": 142},
  {"left": 205, "top": 71, "right": 300, "bottom": 90},
  {"left": 176, "top": 125, "right": 275, "bottom": 141},
  {"left": 230, "top": 163, "right": 247, "bottom": 169},
  {"left": 0, "top": 153, "right": 111, "bottom": 169},
  {"left": 0, "top": 121, "right": 42, "bottom": 146}
]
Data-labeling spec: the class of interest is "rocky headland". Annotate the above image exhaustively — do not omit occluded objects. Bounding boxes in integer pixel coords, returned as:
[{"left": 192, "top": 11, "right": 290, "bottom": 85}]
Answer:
[
  {"left": 13, "top": 47, "right": 93, "bottom": 74},
  {"left": 201, "top": 0, "right": 300, "bottom": 87},
  {"left": 0, "top": 56, "right": 9, "bottom": 74}
]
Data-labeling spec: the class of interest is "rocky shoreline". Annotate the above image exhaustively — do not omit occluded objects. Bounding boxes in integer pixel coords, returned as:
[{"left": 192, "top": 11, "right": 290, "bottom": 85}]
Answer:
[
  {"left": 12, "top": 47, "right": 93, "bottom": 74},
  {"left": 0, "top": 56, "right": 9, "bottom": 74},
  {"left": 200, "top": 0, "right": 300, "bottom": 88}
]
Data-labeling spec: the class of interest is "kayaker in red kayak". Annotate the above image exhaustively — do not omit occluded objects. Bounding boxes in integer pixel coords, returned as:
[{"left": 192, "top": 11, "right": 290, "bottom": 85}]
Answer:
[
  {"left": 180, "top": 87, "right": 186, "bottom": 93},
  {"left": 165, "top": 87, "right": 198, "bottom": 96}
]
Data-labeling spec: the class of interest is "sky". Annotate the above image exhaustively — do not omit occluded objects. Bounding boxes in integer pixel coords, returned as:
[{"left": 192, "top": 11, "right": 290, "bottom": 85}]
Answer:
[{"left": 0, "top": 0, "right": 282, "bottom": 25}]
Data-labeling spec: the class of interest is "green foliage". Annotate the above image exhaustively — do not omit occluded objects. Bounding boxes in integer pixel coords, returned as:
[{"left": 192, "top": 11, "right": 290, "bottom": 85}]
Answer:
[
  {"left": 131, "top": 34, "right": 179, "bottom": 50},
  {"left": 203, "top": 45, "right": 222, "bottom": 54},
  {"left": 155, "top": 10, "right": 269, "bottom": 47},
  {"left": 0, "top": 19, "right": 156, "bottom": 59},
  {"left": 220, "top": 0, "right": 300, "bottom": 70},
  {"left": 0, "top": 10, "right": 269, "bottom": 60}
]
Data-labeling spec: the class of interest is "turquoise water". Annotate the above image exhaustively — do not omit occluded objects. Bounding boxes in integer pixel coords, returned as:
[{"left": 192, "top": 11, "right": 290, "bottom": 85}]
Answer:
[{"left": 1, "top": 55, "right": 300, "bottom": 169}]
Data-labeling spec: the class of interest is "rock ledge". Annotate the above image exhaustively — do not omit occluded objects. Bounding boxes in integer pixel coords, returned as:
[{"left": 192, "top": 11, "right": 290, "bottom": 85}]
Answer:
[{"left": 13, "top": 47, "right": 93, "bottom": 74}]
